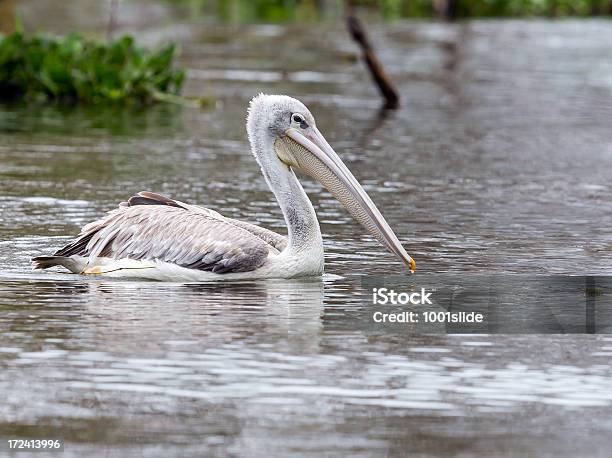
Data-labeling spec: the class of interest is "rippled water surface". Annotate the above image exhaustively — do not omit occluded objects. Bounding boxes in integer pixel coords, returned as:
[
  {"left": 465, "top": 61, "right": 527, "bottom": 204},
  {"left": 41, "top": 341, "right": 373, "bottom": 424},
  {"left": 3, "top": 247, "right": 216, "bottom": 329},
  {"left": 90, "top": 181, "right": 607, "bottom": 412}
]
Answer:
[{"left": 1, "top": 2, "right": 612, "bottom": 456}]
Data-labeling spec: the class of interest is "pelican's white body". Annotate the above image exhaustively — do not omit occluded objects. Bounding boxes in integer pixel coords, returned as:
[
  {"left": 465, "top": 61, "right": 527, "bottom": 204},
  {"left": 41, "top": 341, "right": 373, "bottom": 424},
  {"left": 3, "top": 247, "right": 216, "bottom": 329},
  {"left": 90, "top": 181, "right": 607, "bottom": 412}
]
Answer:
[{"left": 62, "top": 240, "right": 325, "bottom": 281}]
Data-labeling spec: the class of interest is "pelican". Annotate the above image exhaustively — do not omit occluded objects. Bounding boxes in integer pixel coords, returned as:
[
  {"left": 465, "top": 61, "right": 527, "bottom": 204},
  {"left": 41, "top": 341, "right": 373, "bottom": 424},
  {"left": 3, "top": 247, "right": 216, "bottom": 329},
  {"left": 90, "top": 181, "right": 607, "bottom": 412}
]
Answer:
[{"left": 32, "top": 94, "right": 415, "bottom": 281}]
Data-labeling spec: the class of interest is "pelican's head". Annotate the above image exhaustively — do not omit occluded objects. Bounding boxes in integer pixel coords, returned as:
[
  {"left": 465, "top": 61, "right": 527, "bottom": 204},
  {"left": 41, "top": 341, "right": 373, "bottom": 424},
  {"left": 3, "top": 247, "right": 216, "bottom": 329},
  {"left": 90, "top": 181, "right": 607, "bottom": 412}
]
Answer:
[{"left": 246, "top": 93, "right": 415, "bottom": 273}]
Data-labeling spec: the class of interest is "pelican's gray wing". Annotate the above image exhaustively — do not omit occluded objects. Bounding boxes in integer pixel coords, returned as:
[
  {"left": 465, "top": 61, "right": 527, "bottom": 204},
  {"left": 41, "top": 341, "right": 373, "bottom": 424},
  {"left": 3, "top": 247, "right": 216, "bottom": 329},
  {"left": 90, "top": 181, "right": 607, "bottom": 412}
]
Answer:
[
  {"left": 124, "top": 191, "right": 287, "bottom": 252},
  {"left": 49, "top": 192, "right": 281, "bottom": 274},
  {"left": 218, "top": 217, "right": 286, "bottom": 251}
]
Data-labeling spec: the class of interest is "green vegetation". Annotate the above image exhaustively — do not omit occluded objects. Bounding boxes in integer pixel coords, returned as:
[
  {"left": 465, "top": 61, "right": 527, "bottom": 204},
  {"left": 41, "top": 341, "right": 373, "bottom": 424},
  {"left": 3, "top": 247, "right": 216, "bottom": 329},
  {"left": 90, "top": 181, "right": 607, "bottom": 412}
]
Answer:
[
  {"left": 173, "top": 0, "right": 612, "bottom": 20},
  {"left": 171, "top": 0, "right": 321, "bottom": 22},
  {"left": 0, "top": 31, "right": 186, "bottom": 105},
  {"left": 367, "top": 0, "right": 612, "bottom": 18}
]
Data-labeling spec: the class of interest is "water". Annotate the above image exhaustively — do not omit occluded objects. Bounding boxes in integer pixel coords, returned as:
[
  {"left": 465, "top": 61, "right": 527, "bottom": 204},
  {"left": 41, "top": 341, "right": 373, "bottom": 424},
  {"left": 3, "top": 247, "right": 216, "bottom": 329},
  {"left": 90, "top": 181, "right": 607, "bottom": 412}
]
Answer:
[{"left": 2, "top": 3, "right": 612, "bottom": 456}]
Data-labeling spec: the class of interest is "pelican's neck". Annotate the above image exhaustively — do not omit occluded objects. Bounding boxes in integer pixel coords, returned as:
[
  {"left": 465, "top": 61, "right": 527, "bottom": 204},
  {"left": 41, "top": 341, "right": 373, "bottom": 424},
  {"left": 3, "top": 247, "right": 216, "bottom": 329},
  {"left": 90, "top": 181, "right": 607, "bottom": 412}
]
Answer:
[{"left": 253, "top": 137, "right": 323, "bottom": 256}]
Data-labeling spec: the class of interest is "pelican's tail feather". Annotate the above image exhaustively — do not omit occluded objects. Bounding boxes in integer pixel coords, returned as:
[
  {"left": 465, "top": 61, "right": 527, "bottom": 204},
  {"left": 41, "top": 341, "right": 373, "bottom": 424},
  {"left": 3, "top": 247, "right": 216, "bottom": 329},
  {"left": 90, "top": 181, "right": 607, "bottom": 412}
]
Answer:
[{"left": 32, "top": 256, "right": 80, "bottom": 273}]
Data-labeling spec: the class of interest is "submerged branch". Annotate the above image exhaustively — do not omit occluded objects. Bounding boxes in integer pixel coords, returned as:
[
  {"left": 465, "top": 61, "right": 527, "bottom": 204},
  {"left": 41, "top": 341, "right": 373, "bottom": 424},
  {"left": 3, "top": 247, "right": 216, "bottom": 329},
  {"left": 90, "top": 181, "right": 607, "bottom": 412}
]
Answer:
[{"left": 346, "top": 12, "right": 399, "bottom": 110}]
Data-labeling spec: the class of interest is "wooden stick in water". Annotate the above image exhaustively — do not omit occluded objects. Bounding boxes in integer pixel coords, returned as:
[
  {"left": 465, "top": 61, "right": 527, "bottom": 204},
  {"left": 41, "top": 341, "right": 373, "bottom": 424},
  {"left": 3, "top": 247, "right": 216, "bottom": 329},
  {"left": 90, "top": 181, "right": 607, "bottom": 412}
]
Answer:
[{"left": 347, "top": 12, "right": 400, "bottom": 109}]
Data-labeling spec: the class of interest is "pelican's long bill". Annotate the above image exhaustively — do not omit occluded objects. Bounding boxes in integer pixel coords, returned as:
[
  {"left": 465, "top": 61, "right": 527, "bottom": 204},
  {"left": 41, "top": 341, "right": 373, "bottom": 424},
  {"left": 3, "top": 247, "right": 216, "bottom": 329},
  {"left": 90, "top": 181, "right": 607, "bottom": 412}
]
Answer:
[{"left": 275, "top": 127, "right": 416, "bottom": 273}]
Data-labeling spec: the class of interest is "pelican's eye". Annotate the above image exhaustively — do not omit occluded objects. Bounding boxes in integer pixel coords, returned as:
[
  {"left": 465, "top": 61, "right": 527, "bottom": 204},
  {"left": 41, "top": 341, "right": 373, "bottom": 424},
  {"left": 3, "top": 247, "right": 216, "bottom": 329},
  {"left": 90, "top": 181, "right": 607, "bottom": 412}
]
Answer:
[{"left": 291, "top": 113, "right": 309, "bottom": 129}]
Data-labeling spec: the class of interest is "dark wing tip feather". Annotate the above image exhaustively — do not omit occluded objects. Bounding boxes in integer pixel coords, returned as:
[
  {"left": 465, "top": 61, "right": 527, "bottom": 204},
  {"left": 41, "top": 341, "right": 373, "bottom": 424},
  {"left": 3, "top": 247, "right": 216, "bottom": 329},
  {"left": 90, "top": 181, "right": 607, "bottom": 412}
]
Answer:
[
  {"left": 127, "top": 191, "right": 183, "bottom": 208},
  {"left": 54, "top": 233, "right": 95, "bottom": 257},
  {"left": 127, "top": 196, "right": 163, "bottom": 206}
]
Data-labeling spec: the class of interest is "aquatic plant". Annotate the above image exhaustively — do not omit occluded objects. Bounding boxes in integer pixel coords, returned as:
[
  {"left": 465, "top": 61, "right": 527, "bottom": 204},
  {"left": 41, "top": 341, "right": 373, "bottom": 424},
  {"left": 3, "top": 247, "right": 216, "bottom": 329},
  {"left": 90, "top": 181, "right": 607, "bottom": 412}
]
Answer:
[
  {"left": 169, "top": 0, "right": 612, "bottom": 20},
  {"left": 0, "top": 31, "right": 186, "bottom": 104}
]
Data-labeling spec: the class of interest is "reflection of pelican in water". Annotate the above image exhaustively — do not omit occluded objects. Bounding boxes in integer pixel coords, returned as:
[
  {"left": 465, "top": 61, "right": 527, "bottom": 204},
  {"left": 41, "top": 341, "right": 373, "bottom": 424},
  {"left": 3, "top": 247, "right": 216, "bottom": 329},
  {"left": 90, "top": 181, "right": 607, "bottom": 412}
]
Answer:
[
  {"left": 33, "top": 95, "right": 415, "bottom": 281},
  {"left": 83, "top": 279, "right": 326, "bottom": 350}
]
